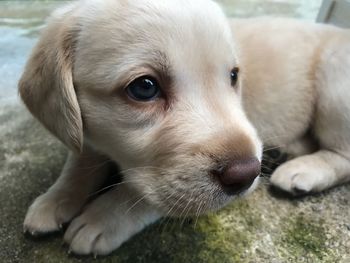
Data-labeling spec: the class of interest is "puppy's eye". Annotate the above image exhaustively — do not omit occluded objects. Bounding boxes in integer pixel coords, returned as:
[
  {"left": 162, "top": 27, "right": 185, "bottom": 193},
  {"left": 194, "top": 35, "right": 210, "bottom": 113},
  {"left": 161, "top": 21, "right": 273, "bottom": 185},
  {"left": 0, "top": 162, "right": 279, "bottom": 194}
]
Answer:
[
  {"left": 126, "top": 76, "right": 160, "bottom": 101},
  {"left": 230, "top": 67, "right": 239, "bottom": 87}
]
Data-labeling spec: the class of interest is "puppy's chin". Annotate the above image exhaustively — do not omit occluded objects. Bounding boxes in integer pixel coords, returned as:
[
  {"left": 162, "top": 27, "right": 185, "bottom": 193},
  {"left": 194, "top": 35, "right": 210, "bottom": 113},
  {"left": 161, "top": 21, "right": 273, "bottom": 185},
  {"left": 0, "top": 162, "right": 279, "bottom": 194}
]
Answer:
[{"left": 124, "top": 170, "right": 260, "bottom": 217}]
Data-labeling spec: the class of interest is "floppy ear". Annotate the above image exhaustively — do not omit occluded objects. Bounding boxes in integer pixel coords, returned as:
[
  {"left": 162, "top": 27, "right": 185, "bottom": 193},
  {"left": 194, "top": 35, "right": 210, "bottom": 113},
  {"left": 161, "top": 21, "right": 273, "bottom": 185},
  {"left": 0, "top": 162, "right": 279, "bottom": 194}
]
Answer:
[{"left": 19, "top": 9, "right": 83, "bottom": 153}]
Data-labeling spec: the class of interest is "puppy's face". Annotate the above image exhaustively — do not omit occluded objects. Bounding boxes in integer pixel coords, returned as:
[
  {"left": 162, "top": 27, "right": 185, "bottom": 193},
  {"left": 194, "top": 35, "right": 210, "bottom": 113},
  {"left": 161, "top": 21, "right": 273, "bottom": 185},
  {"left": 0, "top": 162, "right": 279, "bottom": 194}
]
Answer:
[{"left": 20, "top": 0, "right": 262, "bottom": 216}]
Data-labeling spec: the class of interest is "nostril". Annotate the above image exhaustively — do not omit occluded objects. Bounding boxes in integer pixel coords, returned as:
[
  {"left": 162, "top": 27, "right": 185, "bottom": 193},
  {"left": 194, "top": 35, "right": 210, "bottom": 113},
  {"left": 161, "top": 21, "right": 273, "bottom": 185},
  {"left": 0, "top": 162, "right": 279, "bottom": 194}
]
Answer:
[{"left": 215, "top": 158, "right": 261, "bottom": 194}]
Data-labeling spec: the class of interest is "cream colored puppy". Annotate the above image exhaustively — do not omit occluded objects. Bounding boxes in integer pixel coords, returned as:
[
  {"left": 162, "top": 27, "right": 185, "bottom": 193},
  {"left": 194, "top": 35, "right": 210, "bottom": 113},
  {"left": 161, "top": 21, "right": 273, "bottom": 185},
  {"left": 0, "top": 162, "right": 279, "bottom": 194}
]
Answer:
[
  {"left": 231, "top": 18, "right": 350, "bottom": 194},
  {"left": 19, "top": 0, "right": 350, "bottom": 256}
]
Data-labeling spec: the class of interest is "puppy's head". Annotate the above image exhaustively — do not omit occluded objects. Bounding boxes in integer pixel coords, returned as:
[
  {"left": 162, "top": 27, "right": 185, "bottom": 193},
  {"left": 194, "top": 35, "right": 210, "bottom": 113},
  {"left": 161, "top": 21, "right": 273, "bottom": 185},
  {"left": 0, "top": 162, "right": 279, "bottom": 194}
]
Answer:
[{"left": 19, "top": 0, "right": 262, "bottom": 215}]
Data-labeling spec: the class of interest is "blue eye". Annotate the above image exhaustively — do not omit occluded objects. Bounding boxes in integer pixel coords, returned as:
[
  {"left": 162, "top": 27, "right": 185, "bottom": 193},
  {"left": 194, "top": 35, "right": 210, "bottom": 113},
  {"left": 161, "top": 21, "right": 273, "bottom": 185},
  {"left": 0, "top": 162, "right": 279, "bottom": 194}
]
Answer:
[
  {"left": 126, "top": 76, "right": 160, "bottom": 101},
  {"left": 230, "top": 67, "right": 239, "bottom": 87}
]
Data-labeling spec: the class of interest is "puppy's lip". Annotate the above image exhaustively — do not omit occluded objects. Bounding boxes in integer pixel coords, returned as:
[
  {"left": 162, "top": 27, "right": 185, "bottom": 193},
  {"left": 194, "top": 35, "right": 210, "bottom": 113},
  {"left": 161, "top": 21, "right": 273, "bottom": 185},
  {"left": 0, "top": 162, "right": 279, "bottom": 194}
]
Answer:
[{"left": 220, "top": 184, "right": 250, "bottom": 196}]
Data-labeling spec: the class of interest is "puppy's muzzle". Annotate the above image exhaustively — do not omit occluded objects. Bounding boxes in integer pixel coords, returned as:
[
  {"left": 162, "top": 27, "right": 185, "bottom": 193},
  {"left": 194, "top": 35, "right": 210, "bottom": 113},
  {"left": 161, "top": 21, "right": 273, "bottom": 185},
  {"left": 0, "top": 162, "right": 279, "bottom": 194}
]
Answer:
[{"left": 213, "top": 158, "right": 261, "bottom": 195}]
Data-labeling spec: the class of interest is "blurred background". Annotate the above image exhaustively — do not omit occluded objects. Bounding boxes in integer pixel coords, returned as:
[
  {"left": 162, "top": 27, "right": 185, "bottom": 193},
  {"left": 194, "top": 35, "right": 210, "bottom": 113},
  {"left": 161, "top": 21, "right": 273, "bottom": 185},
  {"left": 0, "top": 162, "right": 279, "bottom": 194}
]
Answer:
[{"left": 0, "top": 0, "right": 322, "bottom": 106}]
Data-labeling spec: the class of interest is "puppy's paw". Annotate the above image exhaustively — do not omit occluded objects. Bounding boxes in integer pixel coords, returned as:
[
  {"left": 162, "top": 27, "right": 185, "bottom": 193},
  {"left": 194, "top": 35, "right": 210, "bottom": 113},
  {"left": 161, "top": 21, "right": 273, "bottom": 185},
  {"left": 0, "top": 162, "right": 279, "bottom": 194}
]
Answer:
[
  {"left": 63, "top": 188, "right": 161, "bottom": 256},
  {"left": 24, "top": 192, "right": 85, "bottom": 235},
  {"left": 270, "top": 156, "right": 335, "bottom": 195},
  {"left": 64, "top": 207, "right": 124, "bottom": 256}
]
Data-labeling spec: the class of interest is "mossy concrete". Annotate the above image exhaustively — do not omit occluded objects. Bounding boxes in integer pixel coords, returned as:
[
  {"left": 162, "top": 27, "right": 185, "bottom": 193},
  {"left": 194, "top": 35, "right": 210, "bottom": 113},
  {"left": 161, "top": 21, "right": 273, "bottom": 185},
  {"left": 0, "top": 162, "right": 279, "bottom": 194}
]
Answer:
[{"left": 1, "top": 103, "right": 349, "bottom": 263}]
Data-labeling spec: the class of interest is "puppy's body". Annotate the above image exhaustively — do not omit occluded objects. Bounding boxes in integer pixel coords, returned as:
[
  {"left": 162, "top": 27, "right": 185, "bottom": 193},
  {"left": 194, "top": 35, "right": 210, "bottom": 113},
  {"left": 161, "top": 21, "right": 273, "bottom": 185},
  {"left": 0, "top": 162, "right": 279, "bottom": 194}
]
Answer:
[
  {"left": 235, "top": 17, "right": 348, "bottom": 145},
  {"left": 19, "top": 0, "right": 350, "bottom": 256},
  {"left": 234, "top": 18, "right": 350, "bottom": 192},
  {"left": 235, "top": 17, "right": 319, "bottom": 145}
]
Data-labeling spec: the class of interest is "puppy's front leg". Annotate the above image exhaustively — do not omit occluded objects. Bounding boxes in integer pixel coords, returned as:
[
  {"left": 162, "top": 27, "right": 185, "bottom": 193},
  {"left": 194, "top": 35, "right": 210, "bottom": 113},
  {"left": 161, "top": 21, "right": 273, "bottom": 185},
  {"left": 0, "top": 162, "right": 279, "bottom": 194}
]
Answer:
[
  {"left": 64, "top": 184, "right": 161, "bottom": 256},
  {"left": 24, "top": 146, "right": 110, "bottom": 235}
]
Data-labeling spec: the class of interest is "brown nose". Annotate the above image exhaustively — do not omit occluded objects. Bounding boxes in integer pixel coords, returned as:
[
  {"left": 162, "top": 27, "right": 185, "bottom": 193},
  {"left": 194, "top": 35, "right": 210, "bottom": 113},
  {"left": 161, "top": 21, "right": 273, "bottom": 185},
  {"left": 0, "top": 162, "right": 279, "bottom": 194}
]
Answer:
[{"left": 215, "top": 158, "right": 261, "bottom": 194}]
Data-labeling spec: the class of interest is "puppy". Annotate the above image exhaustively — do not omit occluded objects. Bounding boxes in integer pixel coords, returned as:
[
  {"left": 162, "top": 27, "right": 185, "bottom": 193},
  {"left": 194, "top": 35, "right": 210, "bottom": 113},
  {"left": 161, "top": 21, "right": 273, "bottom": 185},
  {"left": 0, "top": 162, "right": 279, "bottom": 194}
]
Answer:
[{"left": 19, "top": 0, "right": 350, "bottom": 256}]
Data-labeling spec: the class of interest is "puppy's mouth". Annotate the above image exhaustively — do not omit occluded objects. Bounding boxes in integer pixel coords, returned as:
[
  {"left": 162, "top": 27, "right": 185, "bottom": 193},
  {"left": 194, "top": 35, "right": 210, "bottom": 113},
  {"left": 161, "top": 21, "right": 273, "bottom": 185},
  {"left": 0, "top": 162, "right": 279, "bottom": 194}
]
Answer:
[
  {"left": 146, "top": 169, "right": 260, "bottom": 217},
  {"left": 123, "top": 158, "right": 261, "bottom": 217},
  {"left": 155, "top": 180, "right": 258, "bottom": 217}
]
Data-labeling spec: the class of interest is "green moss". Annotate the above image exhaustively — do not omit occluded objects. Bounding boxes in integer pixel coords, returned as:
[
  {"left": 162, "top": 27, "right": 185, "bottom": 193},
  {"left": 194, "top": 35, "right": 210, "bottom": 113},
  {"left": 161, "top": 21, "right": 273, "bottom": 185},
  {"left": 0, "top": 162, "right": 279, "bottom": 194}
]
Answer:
[
  {"left": 54, "top": 200, "right": 256, "bottom": 263},
  {"left": 103, "top": 212, "right": 250, "bottom": 263},
  {"left": 16, "top": 199, "right": 259, "bottom": 263},
  {"left": 196, "top": 214, "right": 249, "bottom": 263},
  {"left": 280, "top": 214, "right": 336, "bottom": 262},
  {"left": 221, "top": 199, "right": 262, "bottom": 229}
]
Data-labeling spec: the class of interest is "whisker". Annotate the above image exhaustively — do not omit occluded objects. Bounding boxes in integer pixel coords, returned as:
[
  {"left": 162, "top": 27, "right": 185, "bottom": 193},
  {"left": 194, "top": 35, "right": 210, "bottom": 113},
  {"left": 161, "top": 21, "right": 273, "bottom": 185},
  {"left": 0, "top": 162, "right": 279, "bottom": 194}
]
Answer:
[
  {"left": 261, "top": 163, "right": 273, "bottom": 169},
  {"left": 88, "top": 165, "right": 171, "bottom": 198},
  {"left": 262, "top": 158, "right": 283, "bottom": 165},
  {"left": 155, "top": 191, "right": 177, "bottom": 232},
  {"left": 121, "top": 184, "right": 168, "bottom": 208},
  {"left": 260, "top": 172, "right": 272, "bottom": 178},
  {"left": 125, "top": 193, "right": 152, "bottom": 215},
  {"left": 180, "top": 191, "right": 195, "bottom": 227},
  {"left": 263, "top": 145, "right": 284, "bottom": 152},
  {"left": 161, "top": 193, "right": 186, "bottom": 233},
  {"left": 262, "top": 134, "right": 288, "bottom": 143},
  {"left": 116, "top": 166, "right": 170, "bottom": 176},
  {"left": 194, "top": 199, "right": 204, "bottom": 229},
  {"left": 76, "top": 159, "right": 113, "bottom": 171},
  {"left": 88, "top": 178, "right": 147, "bottom": 197}
]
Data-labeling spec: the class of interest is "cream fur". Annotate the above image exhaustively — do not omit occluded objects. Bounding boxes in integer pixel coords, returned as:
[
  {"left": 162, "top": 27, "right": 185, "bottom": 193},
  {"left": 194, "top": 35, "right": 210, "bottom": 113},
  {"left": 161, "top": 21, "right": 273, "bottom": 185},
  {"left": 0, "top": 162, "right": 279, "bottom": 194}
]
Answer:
[{"left": 19, "top": 0, "right": 350, "bottom": 256}]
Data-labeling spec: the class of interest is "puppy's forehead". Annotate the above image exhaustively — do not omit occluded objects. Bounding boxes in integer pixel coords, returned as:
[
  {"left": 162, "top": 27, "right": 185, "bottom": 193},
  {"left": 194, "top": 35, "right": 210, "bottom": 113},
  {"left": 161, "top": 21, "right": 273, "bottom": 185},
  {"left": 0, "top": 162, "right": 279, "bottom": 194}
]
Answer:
[
  {"left": 87, "top": 0, "right": 233, "bottom": 49},
  {"left": 75, "top": 0, "right": 237, "bottom": 86}
]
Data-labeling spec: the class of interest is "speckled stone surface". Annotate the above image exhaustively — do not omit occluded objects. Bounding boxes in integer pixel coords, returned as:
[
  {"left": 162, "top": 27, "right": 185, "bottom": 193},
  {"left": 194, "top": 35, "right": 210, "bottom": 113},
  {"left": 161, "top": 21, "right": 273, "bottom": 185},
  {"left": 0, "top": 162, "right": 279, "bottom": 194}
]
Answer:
[{"left": 1, "top": 104, "right": 349, "bottom": 263}]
